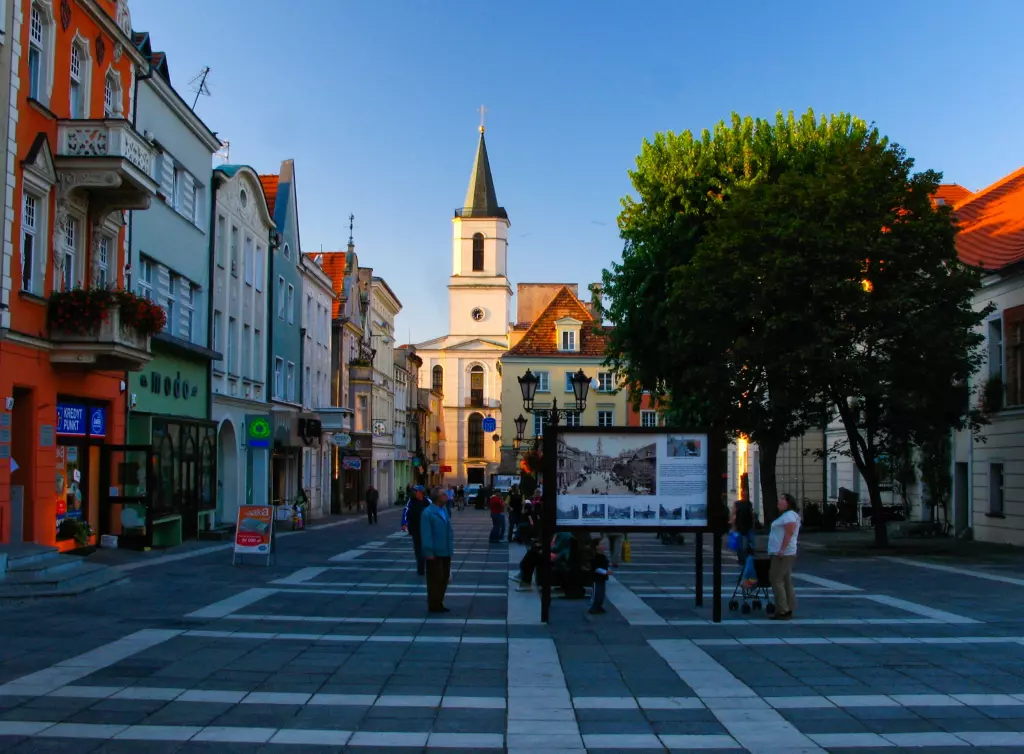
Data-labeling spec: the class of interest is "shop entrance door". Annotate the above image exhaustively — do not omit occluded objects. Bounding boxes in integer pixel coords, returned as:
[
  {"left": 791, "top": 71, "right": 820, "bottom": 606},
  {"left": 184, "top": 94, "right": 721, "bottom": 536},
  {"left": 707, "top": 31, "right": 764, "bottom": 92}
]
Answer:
[
  {"left": 180, "top": 430, "right": 199, "bottom": 540},
  {"left": 100, "top": 445, "right": 153, "bottom": 549}
]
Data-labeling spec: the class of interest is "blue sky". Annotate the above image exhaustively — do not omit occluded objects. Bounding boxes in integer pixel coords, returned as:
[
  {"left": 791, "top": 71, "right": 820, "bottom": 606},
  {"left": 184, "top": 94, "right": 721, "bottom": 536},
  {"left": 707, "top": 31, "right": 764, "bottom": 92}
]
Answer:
[{"left": 132, "top": 0, "right": 1024, "bottom": 344}]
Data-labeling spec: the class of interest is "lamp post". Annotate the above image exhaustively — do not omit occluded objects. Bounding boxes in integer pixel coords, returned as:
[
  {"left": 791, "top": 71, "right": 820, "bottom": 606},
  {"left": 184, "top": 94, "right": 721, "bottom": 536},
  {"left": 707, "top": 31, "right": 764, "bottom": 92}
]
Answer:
[{"left": 517, "top": 368, "right": 591, "bottom": 623}]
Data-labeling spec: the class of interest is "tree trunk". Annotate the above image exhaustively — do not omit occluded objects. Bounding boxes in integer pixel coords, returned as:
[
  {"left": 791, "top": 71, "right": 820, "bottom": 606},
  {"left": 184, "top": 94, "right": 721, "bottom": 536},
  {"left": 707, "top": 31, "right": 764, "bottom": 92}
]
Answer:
[
  {"left": 758, "top": 440, "right": 780, "bottom": 527},
  {"left": 865, "top": 473, "right": 889, "bottom": 547}
]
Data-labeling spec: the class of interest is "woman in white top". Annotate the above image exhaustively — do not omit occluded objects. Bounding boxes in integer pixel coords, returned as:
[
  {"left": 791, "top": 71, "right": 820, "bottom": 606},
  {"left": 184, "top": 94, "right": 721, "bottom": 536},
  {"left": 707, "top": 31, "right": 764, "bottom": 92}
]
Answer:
[{"left": 767, "top": 493, "right": 801, "bottom": 621}]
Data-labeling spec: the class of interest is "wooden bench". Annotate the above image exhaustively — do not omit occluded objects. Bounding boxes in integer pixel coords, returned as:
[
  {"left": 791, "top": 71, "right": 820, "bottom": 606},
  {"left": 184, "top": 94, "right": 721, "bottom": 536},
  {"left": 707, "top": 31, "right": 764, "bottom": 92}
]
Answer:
[{"left": 151, "top": 515, "right": 182, "bottom": 547}]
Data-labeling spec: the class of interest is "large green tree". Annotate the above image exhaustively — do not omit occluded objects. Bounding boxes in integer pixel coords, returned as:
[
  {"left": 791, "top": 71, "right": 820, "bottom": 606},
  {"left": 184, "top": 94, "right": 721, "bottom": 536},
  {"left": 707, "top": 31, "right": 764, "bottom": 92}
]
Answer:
[{"left": 602, "top": 110, "right": 878, "bottom": 522}]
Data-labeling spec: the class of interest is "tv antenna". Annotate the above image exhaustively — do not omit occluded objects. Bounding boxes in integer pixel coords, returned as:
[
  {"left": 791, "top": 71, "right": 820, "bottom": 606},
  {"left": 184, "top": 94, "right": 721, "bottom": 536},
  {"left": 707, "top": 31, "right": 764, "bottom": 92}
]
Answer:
[
  {"left": 189, "top": 66, "right": 211, "bottom": 110},
  {"left": 214, "top": 140, "right": 230, "bottom": 164}
]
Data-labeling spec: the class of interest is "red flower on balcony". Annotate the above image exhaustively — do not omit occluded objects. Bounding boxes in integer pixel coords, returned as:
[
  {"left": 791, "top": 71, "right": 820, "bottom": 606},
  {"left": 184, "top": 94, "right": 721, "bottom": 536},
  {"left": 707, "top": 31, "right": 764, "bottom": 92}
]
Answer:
[{"left": 48, "top": 287, "right": 166, "bottom": 338}]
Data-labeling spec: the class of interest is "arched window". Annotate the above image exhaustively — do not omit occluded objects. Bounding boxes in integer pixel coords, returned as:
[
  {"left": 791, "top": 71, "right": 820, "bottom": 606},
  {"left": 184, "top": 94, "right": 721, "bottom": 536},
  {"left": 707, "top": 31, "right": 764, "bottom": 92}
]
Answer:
[
  {"left": 468, "top": 413, "right": 484, "bottom": 458},
  {"left": 432, "top": 365, "right": 443, "bottom": 392},
  {"left": 103, "top": 71, "right": 122, "bottom": 117},
  {"left": 28, "top": 2, "right": 55, "bottom": 105},
  {"left": 471, "top": 233, "right": 484, "bottom": 272},
  {"left": 470, "top": 365, "right": 484, "bottom": 407}
]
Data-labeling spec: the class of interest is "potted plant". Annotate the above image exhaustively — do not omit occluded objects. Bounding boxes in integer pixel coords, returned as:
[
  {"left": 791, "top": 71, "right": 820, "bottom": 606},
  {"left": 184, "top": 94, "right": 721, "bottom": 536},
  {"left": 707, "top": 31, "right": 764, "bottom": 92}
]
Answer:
[
  {"left": 57, "top": 518, "right": 95, "bottom": 549},
  {"left": 48, "top": 287, "right": 166, "bottom": 339},
  {"left": 981, "top": 376, "right": 1004, "bottom": 414}
]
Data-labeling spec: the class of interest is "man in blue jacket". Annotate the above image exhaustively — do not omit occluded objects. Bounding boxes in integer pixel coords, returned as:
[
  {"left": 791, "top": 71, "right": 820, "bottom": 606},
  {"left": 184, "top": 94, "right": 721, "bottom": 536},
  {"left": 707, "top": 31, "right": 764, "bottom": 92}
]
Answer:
[{"left": 420, "top": 488, "right": 455, "bottom": 613}]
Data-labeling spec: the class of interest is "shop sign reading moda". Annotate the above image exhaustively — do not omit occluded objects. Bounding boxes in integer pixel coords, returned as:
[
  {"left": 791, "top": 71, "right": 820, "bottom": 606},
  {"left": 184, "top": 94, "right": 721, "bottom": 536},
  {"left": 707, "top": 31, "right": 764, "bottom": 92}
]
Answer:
[{"left": 233, "top": 505, "right": 275, "bottom": 565}]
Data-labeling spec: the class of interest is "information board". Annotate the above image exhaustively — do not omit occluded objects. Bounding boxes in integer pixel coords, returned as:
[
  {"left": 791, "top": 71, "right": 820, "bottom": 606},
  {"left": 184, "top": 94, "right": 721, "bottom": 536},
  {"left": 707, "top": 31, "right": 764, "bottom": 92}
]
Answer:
[
  {"left": 554, "top": 431, "right": 709, "bottom": 528},
  {"left": 233, "top": 505, "right": 274, "bottom": 564}
]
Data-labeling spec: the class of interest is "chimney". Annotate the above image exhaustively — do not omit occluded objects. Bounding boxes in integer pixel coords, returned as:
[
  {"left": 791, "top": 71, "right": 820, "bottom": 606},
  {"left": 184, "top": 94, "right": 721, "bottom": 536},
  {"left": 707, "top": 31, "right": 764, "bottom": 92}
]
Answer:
[{"left": 588, "top": 283, "right": 603, "bottom": 318}]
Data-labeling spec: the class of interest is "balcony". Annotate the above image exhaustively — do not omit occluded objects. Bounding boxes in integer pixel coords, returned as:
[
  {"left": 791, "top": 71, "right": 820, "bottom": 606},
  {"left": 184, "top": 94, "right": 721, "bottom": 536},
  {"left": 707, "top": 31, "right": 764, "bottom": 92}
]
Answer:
[
  {"left": 349, "top": 363, "right": 373, "bottom": 382},
  {"left": 55, "top": 119, "right": 158, "bottom": 211},
  {"left": 316, "top": 406, "right": 354, "bottom": 434},
  {"left": 50, "top": 303, "right": 153, "bottom": 371}
]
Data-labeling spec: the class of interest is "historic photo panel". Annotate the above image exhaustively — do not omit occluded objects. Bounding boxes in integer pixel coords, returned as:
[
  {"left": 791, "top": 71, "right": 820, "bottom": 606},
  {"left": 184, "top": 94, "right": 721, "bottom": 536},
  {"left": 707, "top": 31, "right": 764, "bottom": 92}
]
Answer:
[{"left": 555, "top": 433, "right": 708, "bottom": 527}]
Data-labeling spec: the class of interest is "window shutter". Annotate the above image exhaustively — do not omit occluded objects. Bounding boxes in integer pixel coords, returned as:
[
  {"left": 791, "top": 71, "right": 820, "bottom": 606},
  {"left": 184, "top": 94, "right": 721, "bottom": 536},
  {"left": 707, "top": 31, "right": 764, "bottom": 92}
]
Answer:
[
  {"left": 1004, "top": 306, "right": 1024, "bottom": 406},
  {"left": 159, "top": 156, "right": 174, "bottom": 202},
  {"left": 181, "top": 172, "right": 195, "bottom": 219}
]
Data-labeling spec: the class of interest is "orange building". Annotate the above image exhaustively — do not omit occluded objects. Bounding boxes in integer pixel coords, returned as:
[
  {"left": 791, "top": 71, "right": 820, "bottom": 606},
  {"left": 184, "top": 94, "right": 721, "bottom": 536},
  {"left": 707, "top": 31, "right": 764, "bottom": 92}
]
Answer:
[
  {"left": 626, "top": 390, "right": 662, "bottom": 428},
  {"left": 0, "top": 0, "right": 160, "bottom": 548}
]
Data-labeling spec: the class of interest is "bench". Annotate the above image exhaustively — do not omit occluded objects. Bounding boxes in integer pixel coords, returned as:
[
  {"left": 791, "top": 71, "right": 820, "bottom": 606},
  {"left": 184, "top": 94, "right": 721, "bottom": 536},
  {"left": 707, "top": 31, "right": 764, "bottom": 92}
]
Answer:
[{"left": 151, "top": 515, "right": 182, "bottom": 547}]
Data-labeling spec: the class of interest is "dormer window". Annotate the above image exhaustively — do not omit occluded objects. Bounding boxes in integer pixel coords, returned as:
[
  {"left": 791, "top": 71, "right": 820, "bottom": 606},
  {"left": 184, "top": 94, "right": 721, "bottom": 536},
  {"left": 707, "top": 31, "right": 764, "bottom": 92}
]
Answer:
[{"left": 555, "top": 316, "right": 582, "bottom": 352}]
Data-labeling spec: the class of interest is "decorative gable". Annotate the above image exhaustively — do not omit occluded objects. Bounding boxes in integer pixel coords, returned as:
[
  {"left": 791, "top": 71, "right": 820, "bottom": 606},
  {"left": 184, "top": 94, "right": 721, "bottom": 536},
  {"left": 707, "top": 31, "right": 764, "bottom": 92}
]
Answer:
[{"left": 23, "top": 133, "right": 57, "bottom": 191}]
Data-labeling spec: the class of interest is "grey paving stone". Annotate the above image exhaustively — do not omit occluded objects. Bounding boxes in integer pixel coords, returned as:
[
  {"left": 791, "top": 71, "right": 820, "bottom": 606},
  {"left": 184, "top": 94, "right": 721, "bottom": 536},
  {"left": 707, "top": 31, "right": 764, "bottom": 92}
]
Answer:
[
  {"left": 141, "top": 701, "right": 235, "bottom": 727},
  {"left": 431, "top": 708, "right": 505, "bottom": 733}
]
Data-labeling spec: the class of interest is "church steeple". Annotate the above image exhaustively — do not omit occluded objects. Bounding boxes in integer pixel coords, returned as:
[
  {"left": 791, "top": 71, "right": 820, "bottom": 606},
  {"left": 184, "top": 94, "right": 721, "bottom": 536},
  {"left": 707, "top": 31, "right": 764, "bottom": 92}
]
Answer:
[{"left": 460, "top": 128, "right": 508, "bottom": 220}]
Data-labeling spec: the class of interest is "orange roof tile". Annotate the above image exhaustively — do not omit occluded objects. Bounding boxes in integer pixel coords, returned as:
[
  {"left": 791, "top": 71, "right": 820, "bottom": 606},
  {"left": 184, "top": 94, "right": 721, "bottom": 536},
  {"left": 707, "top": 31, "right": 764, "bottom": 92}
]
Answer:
[
  {"left": 313, "top": 251, "right": 348, "bottom": 317},
  {"left": 506, "top": 285, "right": 611, "bottom": 358},
  {"left": 932, "top": 183, "right": 972, "bottom": 207},
  {"left": 952, "top": 167, "right": 1024, "bottom": 271},
  {"left": 259, "top": 174, "right": 279, "bottom": 220}
]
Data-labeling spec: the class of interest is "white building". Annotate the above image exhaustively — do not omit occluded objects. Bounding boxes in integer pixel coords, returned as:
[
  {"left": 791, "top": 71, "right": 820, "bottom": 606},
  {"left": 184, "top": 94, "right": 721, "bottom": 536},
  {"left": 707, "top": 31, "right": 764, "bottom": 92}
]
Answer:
[
  {"left": 369, "top": 276, "right": 402, "bottom": 504},
  {"left": 300, "top": 253, "right": 334, "bottom": 516},
  {"left": 210, "top": 165, "right": 275, "bottom": 526},
  {"left": 393, "top": 352, "right": 410, "bottom": 493},
  {"left": 415, "top": 127, "right": 510, "bottom": 486}
]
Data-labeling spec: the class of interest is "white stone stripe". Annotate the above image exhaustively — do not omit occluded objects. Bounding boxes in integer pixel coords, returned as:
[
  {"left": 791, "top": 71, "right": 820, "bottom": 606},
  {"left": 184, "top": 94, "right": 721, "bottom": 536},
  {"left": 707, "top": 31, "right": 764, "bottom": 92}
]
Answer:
[
  {"left": 185, "top": 588, "right": 278, "bottom": 619},
  {"left": 270, "top": 567, "right": 329, "bottom": 585},
  {"left": 863, "top": 593, "right": 980, "bottom": 624},
  {"left": 650, "top": 639, "right": 822, "bottom": 753},
  {"left": 0, "top": 629, "right": 182, "bottom": 697},
  {"left": 669, "top": 617, "right": 944, "bottom": 626},
  {"left": 274, "top": 587, "right": 505, "bottom": 597},
  {"left": 171, "top": 630, "right": 508, "bottom": 645},
  {"left": 792, "top": 572, "right": 863, "bottom": 590},
  {"left": 508, "top": 638, "right": 582, "bottom": 750},
  {"left": 38, "top": 687, "right": 511, "bottom": 707},
  {"left": 225, "top": 613, "right": 506, "bottom": 625},
  {"left": 695, "top": 636, "right": 1024, "bottom": 647},
  {"left": 605, "top": 575, "right": 668, "bottom": 625}
]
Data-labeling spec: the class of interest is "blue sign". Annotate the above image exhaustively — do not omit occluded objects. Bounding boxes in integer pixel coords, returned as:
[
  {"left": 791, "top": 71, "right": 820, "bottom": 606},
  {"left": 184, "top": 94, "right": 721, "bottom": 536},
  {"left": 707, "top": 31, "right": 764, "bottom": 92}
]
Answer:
[
  {"left": 89, "top": 407, "right": 106, "bottom": 438},
  {"left": 482, "top": 417, "right": 497, "bottom": 433},
  {"left": 57, "top": 404, "right": 106, "bottom": 437},
  {"left": 56, "top": 404, "right": 88, "bottom": 436}
]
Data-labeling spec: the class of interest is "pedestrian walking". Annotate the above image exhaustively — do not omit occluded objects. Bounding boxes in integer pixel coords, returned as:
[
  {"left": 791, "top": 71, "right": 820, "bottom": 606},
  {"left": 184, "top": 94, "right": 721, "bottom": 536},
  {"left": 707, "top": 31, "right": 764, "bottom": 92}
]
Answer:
[
  {"left": 605, "top": 532, "right": 623, "bottom": 567},
  {"left": 446, "top": 485, "right": 455, "bottom": 517},
  {"left": 506, "top": 485, "right": 523, "bottom": 542},
  {"left": 730, "top": 495, "right": 756, "bottom": 565},
  {"left": 768, "top": 493, "right": 801, "bottom": 621},
  {"left": 406, "top": 486, "right": 430, "bottom": 575},
  {"left": 488, "top": 489, "right": 506, "bottom": 543},
  {"left": 589, "top": 538, "right": 610, "bottom": 615},
  {"left": 365, "top": 485, "right": 379, "bottom": 525},
  {"left": 421, "top": 488, "right": 454, "bottom": 613}
]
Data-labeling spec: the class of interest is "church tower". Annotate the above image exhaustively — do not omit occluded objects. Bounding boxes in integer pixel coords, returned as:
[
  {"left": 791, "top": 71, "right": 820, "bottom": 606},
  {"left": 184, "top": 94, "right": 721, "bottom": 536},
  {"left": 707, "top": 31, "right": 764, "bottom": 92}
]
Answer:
[{"left": 449, "top": 127, "right": 512, "bottom": 339}]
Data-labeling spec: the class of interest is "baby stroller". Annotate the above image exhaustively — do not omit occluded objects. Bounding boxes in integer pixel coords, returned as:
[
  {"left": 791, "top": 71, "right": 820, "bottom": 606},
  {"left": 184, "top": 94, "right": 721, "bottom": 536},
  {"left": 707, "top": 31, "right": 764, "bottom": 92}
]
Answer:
[{"left": 728, "top": 553, "right": 775, "bottom": 616}]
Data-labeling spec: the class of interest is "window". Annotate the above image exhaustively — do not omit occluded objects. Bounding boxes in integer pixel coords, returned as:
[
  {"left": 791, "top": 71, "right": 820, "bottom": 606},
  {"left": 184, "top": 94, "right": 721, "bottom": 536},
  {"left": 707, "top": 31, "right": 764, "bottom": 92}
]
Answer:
[
  {"left": 20, "top": 194, "right": 38, "bottom": 293},
  {"left": 597, "top": 371, "right": 614, "bottom": 392},
  {"left": 242, "top": 324, "right": 251, "bottom": 378},
  {"left": 315, "top": 369, "right": 321, "bottom": 407},
  {"left": 274, "top": 357, "right": 284, "bottom": 398},
  {"left": 213, "top": 311, "right": 222, "bottom": 358},
  {"left": 227, "top": 316, "right": 236, "bottom": 374},
  {"left": 471, "top": 233, "right": 484, "bottom": 271},
  {"left": 243, "top": 236, "right": 253, "bottom": 285},
  {"left": 561, "top": 329, "right": 577, "bottom": 351},
  {"left": 304, "top": 366, "right": 311, "bottom": 409},
  {"left": 432, "top": 365, "right": 443, "bottom": 392},
  {"left": 255, "top": 247, "right": 264, "bottom": 290},
  {"left": 597, "top": 410, "right": 613, "bottom": 428},
  {"left": 229, "top": 226, "right": 239, "bottom": 276},
  {"left": 356, "top": 395, "right": 369, "bottom": 433},
  {"left": 990, "top": 463, "right": 1004, "bottom": 515},
  {"left": 254, "top": 329, "right": 262, "bottom": 380},
  {"left": 1000, "top": 307, "right": 1024, "bottom": 407},
  {"left": 830, "top": 462, "right": 838, "bottom": 498},
  {"left": 192, "top": 181, "right": 202, "bottom": 226},
  {"left": 536, "top": 371, "right": 550, "bottom": 392},
  {"left": 564, "top": 372, "right": 576, "bottom": 392},
  {"left": 287, "top": 284, "right": 295, "bottom": 323},
  {"left": 283, "top": 243, "right": 290, "bottom": 260},
  {"left": 216, "top": 215, "right": 226, "bottom": 267},
  {"left": 95, "top": 237, "right": 110, "bottom": 288},
  {"left": 564, "top": 411, "right": 581, "bottom": 428},
  {"left": 286, "top": 362, "right": 296, "bottom": 401},
  {"left": 277, "top": 276, "right": 285, "bottom": 318},
  {"left": 641, "top": 410, "right": 657, "bottom": 428},
  {"left": 69, "top": 43, "right": 84, "bottom": 118},
  {"left": 306, "top": 295, "right": 313, "bottom": 336},
  {"left": 137, "top": 258, "right": 153, "bottom": 299},
  {"left": 164, "top": 275, "right": 176, "bottom": 335},
  {"left": 28, "top": 4, "right": 46, "bottom": 101},
  {"left": 180, "top": 280, "right": 194, "bottom": 341},
  {"left": 989, "top": 319, "right": 1003, "bottom": 380},
  {"left": 467, "top": 413, "right": 484, "bottom": 457},
  {"left": 103, "top": 72, "right": 120, "bottom": 117},
  {"left": 470, "top": 365, "right": 484, "bottom": 407},
  {"left": 60, "top": 216, "right": 78, "bottom": 291},
  {"left": 533, "top": 413, "right": 549, "bottom": 437}
]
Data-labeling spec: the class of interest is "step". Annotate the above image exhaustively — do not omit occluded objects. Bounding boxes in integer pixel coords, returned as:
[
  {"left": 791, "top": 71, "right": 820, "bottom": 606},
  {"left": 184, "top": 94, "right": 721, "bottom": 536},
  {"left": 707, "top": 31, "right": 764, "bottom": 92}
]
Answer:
[
  {"left": 0, "top": 566, "right": 128, "bottom": 599},
  {"left": 2, "top": 559, "right": 107, "bottom": 585},
  {"left": 0, "top": 544, "right": 61, "bottom": 571}
]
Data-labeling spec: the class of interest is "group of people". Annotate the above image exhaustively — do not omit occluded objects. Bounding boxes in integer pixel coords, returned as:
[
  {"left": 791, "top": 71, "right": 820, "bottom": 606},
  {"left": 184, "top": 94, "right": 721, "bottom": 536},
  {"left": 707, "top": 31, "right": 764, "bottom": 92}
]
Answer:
[{"left": 486, "top": 485, "right": 542, "bottom": 544}]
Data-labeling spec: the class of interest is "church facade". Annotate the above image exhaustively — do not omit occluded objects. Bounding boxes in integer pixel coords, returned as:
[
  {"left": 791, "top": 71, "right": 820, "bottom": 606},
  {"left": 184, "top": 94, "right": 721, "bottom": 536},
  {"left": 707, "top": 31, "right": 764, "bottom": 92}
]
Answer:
[{"left": 414, "top": 128, "right": 511, "bottom": 485}]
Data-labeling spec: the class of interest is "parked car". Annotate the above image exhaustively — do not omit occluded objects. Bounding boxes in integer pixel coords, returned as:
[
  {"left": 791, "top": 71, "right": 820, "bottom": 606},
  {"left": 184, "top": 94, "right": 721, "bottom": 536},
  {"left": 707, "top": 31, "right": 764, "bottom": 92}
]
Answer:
[{"left": 465, "top": 483, "right": 483, "bottom": 508}]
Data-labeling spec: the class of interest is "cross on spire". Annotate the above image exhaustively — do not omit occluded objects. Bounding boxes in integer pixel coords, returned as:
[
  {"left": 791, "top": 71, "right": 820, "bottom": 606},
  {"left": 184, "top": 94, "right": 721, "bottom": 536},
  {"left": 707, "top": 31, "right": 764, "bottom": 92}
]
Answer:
[
  {"left": 478, "top": 104, "right": 488, "bottom": 133},
  {"left": 348, "top": 214, "right": 355, "bottom": 245}
]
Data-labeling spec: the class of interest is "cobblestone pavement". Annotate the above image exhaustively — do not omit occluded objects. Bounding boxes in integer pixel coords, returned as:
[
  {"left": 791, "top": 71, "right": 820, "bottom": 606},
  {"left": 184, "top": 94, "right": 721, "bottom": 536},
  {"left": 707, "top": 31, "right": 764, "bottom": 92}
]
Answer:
[{"left": 2, "top": 504, "right": 1024, "bottom": 752}]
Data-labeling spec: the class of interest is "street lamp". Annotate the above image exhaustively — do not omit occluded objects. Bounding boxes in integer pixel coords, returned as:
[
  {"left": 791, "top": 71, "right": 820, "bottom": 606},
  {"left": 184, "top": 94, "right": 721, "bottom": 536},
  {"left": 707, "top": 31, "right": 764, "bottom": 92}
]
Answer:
[{"left": 519, "top": 368, "right": 591, "bottom": 623}]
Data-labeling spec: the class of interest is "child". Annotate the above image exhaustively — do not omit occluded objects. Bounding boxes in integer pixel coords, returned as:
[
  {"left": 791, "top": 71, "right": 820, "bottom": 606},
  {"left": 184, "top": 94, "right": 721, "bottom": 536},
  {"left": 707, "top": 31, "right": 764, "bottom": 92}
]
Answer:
[{"left": 589, "top": 539, "right": 611, "bottom": 615}]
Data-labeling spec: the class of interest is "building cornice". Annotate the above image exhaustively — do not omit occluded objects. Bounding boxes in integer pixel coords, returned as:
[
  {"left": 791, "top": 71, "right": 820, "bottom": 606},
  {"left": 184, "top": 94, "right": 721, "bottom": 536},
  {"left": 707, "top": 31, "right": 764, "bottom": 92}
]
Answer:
[{"left": 80, "top": 0, "right": 148, "bottom": 67}]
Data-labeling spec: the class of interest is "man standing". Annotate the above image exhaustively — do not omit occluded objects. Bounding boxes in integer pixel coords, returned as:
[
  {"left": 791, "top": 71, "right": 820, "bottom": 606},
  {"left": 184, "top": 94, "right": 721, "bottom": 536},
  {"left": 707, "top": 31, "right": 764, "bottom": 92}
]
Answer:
[
  {"left": 421, "top": 488, "right": 454, "bottom": 613},
  {"left": 488, "top": 489, "right": 506, "bottom": 543},
  {"left": 506, "top": 485, "right": 523, "bottom": 543},
  {"left": 406, "top": 486, "right": 430, "bottom": 575},
  {"left": 365, "top": 485, "right": 380, "bottom": 525}
]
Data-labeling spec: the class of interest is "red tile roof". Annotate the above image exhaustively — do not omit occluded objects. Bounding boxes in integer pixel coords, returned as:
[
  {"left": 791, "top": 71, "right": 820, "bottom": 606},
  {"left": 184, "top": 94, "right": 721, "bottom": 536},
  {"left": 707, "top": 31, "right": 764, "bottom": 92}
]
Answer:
[
  {"left": 259, "top": 174, "right": 279, "bottom": 219},
  {"left": 933, "top": 183, "right": 972, "bottom": 207},
  {"left": 953, "top": 167, "right": 1024, "bottom": 271},
  {"left": 506, "top": 285, "right": 610, "bottom": 357},
  {"left": 315, "top": 252, "right": 347, "bottom": 317}
]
